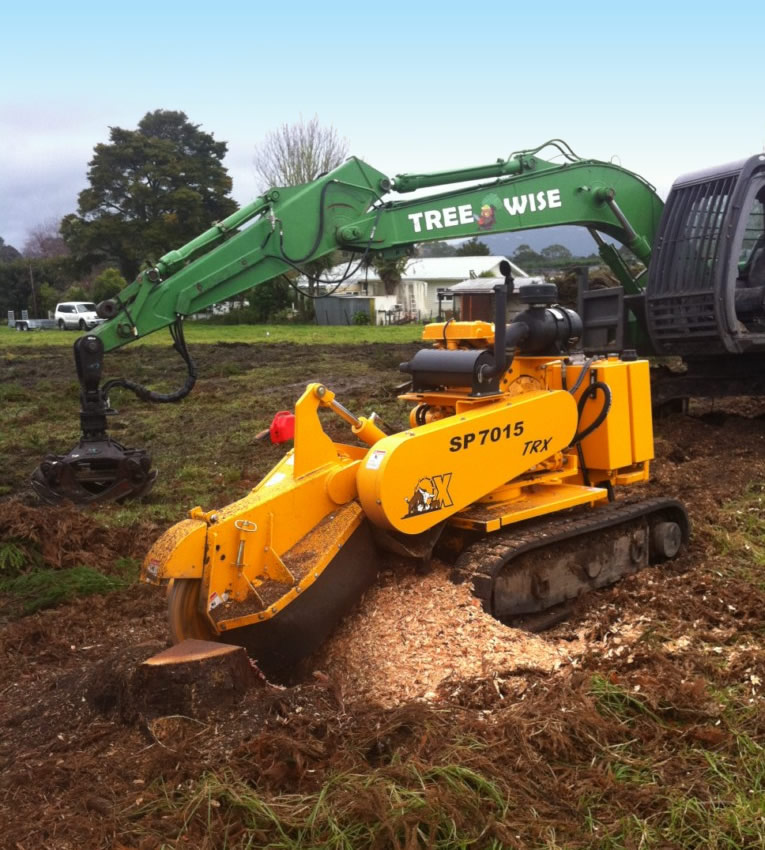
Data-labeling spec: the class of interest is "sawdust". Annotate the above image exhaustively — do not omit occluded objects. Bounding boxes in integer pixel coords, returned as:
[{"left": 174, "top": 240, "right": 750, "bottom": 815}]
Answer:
[
  {"left": 0, "top": 498, "right": 156, "bottom": 571},
  {"left": 315, "top": 562, "right": 584, "bottom": 707}
]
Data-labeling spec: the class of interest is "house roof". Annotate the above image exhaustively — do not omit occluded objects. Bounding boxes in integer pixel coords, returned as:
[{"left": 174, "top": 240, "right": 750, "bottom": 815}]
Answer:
[
  {"left": 303, "top": 256, "right": 529, "bottom": 288},
  {"left": 371, "top": 256, "right": 528, "bottom": 282},
  {"left": 448, "top": 276, "right": 542, "bottom": 294}
]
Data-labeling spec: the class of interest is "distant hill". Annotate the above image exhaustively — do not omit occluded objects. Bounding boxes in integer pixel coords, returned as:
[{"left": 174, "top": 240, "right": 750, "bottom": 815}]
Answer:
[{"left": 479, "top": 226, "right": 614, "bottom": 259}]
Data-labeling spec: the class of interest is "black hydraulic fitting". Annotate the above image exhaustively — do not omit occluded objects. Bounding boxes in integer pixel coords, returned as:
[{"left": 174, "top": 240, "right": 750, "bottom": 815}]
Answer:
[
  {"left": 400, "top": 348, "right": 500, "bottom": 395},
  {"left": 511, "top": 282, "right": 583, "bottom": 355}
]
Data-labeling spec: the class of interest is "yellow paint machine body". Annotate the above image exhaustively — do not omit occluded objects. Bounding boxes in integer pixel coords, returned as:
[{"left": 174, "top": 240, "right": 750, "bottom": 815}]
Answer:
[{"left": 140, "top": 282, "right": 684, "bottom": 675}]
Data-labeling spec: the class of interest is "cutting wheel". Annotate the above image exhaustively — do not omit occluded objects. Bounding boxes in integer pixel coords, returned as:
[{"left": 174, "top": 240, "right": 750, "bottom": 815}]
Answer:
[
  {"left": 167, "top": 579, "right": 216, "bottom": 643},
  {"left": 165, "top": 521, "right": 380, "bottom": 677}
]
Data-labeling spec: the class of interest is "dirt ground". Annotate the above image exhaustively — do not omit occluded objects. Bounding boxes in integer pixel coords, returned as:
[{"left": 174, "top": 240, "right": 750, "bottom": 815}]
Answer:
[{"left": 1, "top": 342, "right": 764, "bottom": 849}]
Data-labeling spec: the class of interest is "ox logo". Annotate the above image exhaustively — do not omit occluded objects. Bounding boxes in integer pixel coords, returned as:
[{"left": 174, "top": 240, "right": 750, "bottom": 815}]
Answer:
[{"left": 403, "top": 473, "right": 453, "bottom": 519}]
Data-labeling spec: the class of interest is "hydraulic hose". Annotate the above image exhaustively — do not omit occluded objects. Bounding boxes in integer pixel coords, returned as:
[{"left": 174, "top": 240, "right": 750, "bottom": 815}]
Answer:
[
  {"left": 102, "top": 318, "right": 197, "bottom": 404},
  {"left": 571, "top": 380, "right": 612, "bottom": 444},
  {"left": 567, "top": 357, "right": 594, "bottom": 397}
]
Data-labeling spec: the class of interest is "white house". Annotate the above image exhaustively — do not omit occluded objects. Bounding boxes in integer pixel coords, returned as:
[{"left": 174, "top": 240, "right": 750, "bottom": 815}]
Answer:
[{"left": 300, "top": 256, "right": 532, "bottom": 323}]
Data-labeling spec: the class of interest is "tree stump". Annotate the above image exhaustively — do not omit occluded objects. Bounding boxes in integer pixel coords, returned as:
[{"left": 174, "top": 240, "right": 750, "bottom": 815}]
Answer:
[{"left": 128, "top": 639, "right": 260, "bottom": 720}]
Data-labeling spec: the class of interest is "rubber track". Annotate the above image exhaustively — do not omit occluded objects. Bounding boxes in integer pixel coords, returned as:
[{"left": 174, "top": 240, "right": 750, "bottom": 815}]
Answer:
[{"left": 452, "top": 498, "right": 689, "bottom": 616}]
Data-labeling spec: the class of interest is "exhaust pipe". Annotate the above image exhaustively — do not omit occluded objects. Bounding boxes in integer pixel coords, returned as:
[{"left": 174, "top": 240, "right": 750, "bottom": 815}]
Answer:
[{"left": 481, "top": 260, "right": 529, "bottom": 380}]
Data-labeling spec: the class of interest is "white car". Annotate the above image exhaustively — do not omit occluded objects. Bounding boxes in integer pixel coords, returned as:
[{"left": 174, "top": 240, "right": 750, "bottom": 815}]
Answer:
[{"left": 54, "top": 302, "right": 105, "bottom": 331}]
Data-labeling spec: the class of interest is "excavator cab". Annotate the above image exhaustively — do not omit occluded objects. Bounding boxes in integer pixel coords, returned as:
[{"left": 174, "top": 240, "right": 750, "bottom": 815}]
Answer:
[
  {"left": 645, "top": 153, "right": 765, "bottom": 355},
  {"left": 737, "top": 204, "right": 765, "bottom": 291}
]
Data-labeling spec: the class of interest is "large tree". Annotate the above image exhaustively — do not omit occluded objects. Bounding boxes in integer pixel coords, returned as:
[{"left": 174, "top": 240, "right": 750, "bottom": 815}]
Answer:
[
  {"left": 369, "top": 250, "right": 415, "bottom": 296},
  {"left": 455, "top": 238, "right": 491, "bottom": 257},
  {"left": 540, "top": 244, "right": 573, "bottom": 262},
  {"left": 513, "top": 243, "right": 542, "bottom": 267},
  {"left": 0, "top": 256, "right": 76, "bottom": 316},
  {"left": 0, "top": 237, "right": 21, "bottom": 263},
  {"left": 92, "top": 267, "right": 127, "bottom": 303},
  {"left": 418, "top": 240, "right": 457, "bottom": 258},
  {"left": 61, "top": 110, "right": 238, "bottom": 280}
]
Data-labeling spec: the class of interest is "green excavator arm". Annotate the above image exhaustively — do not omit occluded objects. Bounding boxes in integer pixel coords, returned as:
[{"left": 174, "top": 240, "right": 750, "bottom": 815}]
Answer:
[
  {"left": 32, "top": 140, "right": 664, "bottom": 505},
  {"left": 92, "top": 141, "right": 662, "bottom": 349}
]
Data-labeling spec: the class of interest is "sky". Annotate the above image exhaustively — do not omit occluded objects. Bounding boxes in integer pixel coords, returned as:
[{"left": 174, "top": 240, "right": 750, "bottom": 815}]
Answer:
[{"left": 2, "top": 0, "right": 764, "bottom": 251}]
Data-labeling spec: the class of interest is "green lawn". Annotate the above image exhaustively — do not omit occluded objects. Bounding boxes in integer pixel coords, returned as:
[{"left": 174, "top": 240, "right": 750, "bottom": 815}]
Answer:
[{"left": 0, "top": 322, "right": 425, "bottom": 348}]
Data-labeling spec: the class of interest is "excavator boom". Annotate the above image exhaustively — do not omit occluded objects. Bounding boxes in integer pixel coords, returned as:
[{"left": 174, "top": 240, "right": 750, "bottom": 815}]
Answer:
[{"left": 73, "top": 142, "right": 665, "bottom": 351}]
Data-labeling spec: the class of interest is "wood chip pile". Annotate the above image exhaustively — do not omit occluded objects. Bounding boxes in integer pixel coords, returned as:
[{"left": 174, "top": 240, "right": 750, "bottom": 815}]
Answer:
[{"left": 314, "top": 563, "right": 585, "bottom": 707}]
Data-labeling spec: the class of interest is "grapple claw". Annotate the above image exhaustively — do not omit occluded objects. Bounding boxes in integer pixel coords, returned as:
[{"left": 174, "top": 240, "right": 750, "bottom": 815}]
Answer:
[
  {"left": 36, "top": 323, "right": 195, "bottom": 508},
  {"left": 32, "top": 438, "right": 157, "bottom": 506}
]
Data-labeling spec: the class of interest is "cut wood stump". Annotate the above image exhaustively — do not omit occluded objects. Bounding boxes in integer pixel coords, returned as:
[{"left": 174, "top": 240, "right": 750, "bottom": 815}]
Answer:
[
  {"left": 130, "top": 639, "right": 260, "bottom": 719},
  {"left": 85, "top": 640, "right": 264, "bottom": 723}
]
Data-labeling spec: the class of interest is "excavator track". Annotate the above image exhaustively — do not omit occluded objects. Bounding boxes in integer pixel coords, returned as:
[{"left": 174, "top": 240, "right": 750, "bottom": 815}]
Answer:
[{"left": 451, "top": 498, "right": 689, "bottom": 631}]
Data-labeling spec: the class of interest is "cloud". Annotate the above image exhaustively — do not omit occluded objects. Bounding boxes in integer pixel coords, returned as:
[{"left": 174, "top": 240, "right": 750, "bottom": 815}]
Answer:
[
  {"left": 0, "top": 117, "right": 261, "bottom": 249},
  {"left": 0, "top": 106, "right": 99, "bottom": 248},
  {"left": 0, "top": 157, "right": 86, "bottom": 250}
]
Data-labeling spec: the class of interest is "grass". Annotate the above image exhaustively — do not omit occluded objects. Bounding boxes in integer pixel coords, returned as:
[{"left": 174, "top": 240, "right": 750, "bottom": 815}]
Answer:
[
  {"left": 0, "top": 326, "right": 419, "bottom": 520},
  {"left": 0, "top": 322, "right": 426, "bottom": 348},
  {"left": 590, "top": 674, "right": 665, "bottom": 726},
  {"left": 0, "top": 541, "right": 28, "bottom": 575},
  {"left": 125, "top": 679, "right": 765, "bottom": 850},
  {"left": 132, "top": 764, "right": 513, "bottom": 850},
  {"left": 0, "top": 558, "right": 138, "bottom": 616},
  {"left": 572, "top": 716, "right": 765, "bottom": 849},
  {"left": 616, "top": 732, "right": 765, "bottom": 850},
  {"left": 710, "top": 482, "right": 765, "bottom": 581}
]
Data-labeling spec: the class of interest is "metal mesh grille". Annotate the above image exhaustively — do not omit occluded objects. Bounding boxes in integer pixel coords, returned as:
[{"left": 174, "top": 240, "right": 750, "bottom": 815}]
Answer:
[
  {"left": 647, "top": 293, "right": 718, "bottom": 340},
  {"left": 648, "top": 175, "right": 736, "bottom": 343}
]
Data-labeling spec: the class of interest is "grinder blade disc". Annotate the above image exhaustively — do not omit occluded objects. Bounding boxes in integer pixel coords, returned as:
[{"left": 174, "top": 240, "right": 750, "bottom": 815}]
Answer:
[{"left": 165, "top": 521, "right": 380, "bottom": 679}]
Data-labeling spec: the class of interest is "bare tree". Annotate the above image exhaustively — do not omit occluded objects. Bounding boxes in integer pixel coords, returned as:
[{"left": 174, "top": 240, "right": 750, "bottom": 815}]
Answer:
[
  {"left": 253, "top": 115, "right": 349, "bottom": 191},
  {"left": 253, "top": 117, "right": 350, "bottom": 311},
  {"left": 23, "top": 218, "right": 69, "bottom": 259}
]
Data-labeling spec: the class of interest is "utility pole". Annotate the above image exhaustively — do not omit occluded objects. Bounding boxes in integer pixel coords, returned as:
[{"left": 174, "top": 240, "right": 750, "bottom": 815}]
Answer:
[{"left": 28, "top": 264, "right": 39, "bottom": 317}]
